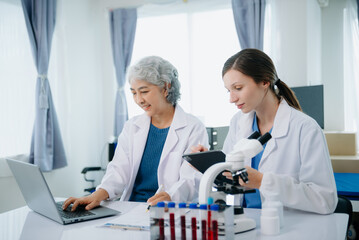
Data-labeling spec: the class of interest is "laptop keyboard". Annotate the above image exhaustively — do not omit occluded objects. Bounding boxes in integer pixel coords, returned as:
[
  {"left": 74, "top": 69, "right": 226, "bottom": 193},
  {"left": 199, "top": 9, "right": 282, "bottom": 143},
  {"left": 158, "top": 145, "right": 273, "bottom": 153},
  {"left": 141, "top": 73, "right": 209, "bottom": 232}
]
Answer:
[{"left": 56, "top": 202, "right": 95, "bottom": 219}]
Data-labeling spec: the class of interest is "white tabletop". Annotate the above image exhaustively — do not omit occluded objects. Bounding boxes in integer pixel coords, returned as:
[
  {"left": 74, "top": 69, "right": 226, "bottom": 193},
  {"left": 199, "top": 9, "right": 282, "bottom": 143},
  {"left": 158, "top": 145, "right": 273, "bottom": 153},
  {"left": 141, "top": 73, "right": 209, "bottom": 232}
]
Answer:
[{"left": 0, "top": 200, "right": 348, "bottom": 240}]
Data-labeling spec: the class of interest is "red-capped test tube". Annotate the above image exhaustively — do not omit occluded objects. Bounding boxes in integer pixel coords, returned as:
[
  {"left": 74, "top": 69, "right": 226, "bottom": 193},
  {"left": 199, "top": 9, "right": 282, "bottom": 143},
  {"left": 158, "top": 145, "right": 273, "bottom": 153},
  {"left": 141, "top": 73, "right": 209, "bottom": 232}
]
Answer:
[
  {"left": 199, "top": 204, "right": 208, "bottom": 240},
  {"left": 210, "top": 204, "right": 220, "bottom": 240},
  {"left": 157, "top": 201, "right": 165, "bottom": 240},
  {"left": 189, "top": 203, "right": 198, "bottom": 240},
  {"left": 168, "top": 202, "right": 176, "bottom": 240},
  {"left": 178, "top": 203, "right": 187, "bottom": 240},
  {"left": 178, "top": 202, "right": 187, "bottom": 240}
]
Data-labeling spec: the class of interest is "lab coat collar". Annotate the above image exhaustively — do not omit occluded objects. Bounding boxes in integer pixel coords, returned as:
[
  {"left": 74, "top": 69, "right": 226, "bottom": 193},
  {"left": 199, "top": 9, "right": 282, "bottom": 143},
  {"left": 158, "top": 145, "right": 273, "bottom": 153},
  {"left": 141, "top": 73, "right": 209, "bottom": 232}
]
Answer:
[
  {"left": 132, "top": 113, "right": 151, "bottom": 181},
  {"left": 133, "top": 112, "right": 150, "bottom": 130},
  {"left": 260, "top": 99, "right": 292, "bottom": 166},
  {"left": 238, "top": 111, "right": 255, "bottom": 140},
  {"left": 237, "top": 111, "right": 255, "bottom": 167},
  {"left": 159, "top": 105, "right": 187, "bottom": 159},
  {"left": 271, "top": 99, "right": 291, "bottom": 138},
  {"left": 169, "top": 105, "right": 187, "bottom": 130}
]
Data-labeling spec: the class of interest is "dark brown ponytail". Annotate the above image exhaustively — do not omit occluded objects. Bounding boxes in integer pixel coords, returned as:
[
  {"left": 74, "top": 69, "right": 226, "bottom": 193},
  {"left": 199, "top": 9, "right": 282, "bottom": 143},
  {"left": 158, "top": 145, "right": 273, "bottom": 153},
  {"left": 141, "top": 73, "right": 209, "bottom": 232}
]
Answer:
[
  {"left": 274, "top": 79, "right": 302, "bottom": 111},
  {"left": 222, "top": 48, "right": 302, "bottom": 111}
]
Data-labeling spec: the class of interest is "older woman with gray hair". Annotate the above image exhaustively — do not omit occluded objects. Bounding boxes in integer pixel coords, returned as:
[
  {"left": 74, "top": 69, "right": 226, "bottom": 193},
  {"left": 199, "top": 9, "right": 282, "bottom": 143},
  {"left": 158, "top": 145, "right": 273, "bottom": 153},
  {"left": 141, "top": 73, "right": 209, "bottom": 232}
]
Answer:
[{"left": 63, "top": 56, "right": 209, "bottom": 211}]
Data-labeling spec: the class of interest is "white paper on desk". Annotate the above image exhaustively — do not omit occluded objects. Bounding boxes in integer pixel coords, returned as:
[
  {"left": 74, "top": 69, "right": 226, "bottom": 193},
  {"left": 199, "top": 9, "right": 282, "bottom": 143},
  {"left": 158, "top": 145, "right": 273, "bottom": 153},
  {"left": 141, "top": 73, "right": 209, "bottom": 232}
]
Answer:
[{"left": 104, "top": 203, "right": 150, "bottom": 227}]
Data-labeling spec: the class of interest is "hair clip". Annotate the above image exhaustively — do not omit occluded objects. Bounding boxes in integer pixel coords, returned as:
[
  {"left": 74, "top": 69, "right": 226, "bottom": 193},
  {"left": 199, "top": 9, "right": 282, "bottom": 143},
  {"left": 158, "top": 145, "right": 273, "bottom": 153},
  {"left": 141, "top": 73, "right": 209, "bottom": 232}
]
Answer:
[{"left": 274, "top": 79, "right": 281, "bottom": 86}]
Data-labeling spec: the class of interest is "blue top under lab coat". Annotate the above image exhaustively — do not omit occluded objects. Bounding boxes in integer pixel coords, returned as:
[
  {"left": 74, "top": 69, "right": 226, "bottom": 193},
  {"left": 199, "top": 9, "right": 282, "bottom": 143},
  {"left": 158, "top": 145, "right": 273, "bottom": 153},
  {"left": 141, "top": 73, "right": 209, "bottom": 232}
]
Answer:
[{"left": 243, "top": 113, "right": 272, "bottom": 208}]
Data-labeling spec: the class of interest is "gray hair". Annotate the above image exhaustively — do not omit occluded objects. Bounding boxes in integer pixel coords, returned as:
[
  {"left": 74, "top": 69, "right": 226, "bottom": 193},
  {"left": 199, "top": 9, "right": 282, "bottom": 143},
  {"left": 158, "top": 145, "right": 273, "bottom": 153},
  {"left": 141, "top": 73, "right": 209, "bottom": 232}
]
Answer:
[{"left": 127, "top": 56, "right": 181, "bottom": 106}]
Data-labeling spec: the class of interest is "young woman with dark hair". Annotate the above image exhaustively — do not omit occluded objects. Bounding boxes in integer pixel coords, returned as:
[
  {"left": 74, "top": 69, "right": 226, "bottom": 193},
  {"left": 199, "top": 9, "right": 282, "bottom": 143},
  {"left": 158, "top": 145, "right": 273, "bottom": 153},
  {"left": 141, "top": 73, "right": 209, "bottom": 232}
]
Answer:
[{"left": 192, "top": 49, "right": 337, "bottom": 214}]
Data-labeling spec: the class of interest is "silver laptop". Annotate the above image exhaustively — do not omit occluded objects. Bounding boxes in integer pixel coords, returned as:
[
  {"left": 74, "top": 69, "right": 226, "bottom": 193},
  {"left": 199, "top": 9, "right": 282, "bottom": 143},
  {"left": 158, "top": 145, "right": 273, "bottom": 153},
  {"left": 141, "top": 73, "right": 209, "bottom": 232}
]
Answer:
[{"left": 7, "top": 158, "right": 120, "bottom": 225}]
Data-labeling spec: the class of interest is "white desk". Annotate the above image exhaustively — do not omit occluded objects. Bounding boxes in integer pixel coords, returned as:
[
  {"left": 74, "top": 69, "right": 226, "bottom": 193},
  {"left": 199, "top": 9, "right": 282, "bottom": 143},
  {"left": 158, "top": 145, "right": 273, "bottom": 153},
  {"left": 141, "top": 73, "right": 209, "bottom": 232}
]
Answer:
[{"left": 0, "top": 201, "right": 348, "bottom": 240}]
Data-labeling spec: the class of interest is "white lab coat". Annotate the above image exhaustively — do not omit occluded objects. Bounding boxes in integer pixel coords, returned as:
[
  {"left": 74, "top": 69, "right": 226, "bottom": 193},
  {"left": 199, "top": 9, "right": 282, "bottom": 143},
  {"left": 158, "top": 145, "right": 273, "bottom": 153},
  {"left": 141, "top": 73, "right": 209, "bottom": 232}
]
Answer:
[
  {"left": 223, "top": 100, "right": 338, "bottom": 214},
  {"left": 97, "top": 105, "right": 209, "bottom": 202}
]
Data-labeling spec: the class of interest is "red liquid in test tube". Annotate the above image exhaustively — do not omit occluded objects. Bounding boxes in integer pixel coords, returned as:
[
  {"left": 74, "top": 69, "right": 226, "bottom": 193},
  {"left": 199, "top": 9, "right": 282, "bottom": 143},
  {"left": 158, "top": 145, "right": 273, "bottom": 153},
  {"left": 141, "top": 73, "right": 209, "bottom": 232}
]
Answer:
[
  {"left": 168, "top": 202, "right": 176, "bottom": 240},
  {"left": 179, "top": 202, "right": 187, "bottom": 240},
  {"left": 208, "top": 210, "right": 212, "bottom": 240},
  {"left": 210, "top": 204, "right": 220, "bottom": 240},
  {"left": 189, "top": 203, "right": 198, "bottom": 240},
  {"left": 199, "top": 204, "right": 208, "bottom": 240},
  {"left": 191, "top": 217, "right": 197, "bottom": 240},
  {"left": 170, "top": 213, "right": 175, "bottom": 240},
  {"left": 212, "top": 220, "right": 218, "bottom": 240},
  {"left": 181, "top": 215, "right": 186, "bottom": 240},
  {"left": 157, "top": 202, "right": 165, "bottom": 240},
  {"left": 201, "top": 220, "right": 207, "bottom": 240},
  {"left": 159, "top": 218, "right": 165, "bottom": 240}
]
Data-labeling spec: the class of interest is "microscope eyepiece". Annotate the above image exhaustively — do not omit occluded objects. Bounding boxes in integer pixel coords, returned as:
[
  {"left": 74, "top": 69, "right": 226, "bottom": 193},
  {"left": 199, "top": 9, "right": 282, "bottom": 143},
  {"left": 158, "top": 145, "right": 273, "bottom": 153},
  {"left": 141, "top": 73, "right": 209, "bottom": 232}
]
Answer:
[{"left": 258, "top": 132, "right": 272, "bottom": 145}]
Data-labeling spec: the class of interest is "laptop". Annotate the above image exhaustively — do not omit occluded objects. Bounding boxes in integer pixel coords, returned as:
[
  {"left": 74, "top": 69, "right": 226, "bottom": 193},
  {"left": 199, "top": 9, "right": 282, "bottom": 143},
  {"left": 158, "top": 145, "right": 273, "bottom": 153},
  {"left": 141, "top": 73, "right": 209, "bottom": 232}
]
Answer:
[{"left": 6, "top": 158, "right": 120, "bottom": 225}]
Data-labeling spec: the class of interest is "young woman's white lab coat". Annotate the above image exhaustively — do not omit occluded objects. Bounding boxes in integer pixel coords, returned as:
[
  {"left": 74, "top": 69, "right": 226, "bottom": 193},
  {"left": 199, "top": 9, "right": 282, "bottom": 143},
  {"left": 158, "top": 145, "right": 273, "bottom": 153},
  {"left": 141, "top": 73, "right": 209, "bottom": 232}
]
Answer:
[
  {"left": 97, "top": 105, "right": 209, "bottom": 202},
  {"left": 223, "top": 100, "right": 338, "bottom": 214}
]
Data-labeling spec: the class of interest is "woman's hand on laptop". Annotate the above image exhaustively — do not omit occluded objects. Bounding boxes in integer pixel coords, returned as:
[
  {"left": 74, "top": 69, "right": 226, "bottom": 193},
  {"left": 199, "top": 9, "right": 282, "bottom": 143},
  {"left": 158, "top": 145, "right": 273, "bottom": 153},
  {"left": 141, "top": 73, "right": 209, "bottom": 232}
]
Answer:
[{"left": 62, "top": 188, "right": 109, "bottom": 211}]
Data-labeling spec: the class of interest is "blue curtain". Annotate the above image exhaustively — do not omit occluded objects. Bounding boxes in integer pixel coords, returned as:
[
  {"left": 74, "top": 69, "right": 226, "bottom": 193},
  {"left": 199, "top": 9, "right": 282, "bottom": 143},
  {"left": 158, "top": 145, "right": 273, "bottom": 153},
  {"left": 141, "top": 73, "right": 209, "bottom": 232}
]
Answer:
[
  {"left": 21, "top": 0, "right": 67, "bottom": 171},
  {"left": 231, "top": 0, "right": 266, "bottom": 50},
  {"left": 109, "top": 8, "right": 137, "bottom": 137}
]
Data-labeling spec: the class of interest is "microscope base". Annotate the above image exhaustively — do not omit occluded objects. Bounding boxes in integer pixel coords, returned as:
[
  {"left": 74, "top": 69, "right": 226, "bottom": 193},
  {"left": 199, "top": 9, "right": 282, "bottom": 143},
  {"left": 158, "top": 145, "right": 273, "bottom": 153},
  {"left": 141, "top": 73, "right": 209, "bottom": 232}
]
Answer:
[
  {"left": 218, "top": 213, "right": 256, "bottom": 235},
  {"left": 233, "top": 215, "right": 256, "bottom": 233}
]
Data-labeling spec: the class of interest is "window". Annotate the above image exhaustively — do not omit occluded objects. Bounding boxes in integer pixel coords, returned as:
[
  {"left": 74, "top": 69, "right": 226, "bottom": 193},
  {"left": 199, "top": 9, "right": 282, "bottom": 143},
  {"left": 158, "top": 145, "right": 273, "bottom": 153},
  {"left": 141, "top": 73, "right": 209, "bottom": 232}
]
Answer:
[
  {"left": 0, "top": 0, "right": 36, "bottom": 157},
  {"left": 343, "top": 0, "right": 359, "bottom": 149},
  {"left": 125, "top": 4, "right": 240, "bottom": 127}
]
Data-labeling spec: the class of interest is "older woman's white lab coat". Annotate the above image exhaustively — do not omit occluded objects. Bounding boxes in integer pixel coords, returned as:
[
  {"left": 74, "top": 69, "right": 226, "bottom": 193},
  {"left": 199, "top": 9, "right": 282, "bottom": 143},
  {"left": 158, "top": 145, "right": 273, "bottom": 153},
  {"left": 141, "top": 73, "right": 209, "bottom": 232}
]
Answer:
[
  {"left": 97, "top": 105, "right": 209, "bottom": 202},
  {"left": 223, "top": 100, "right": 338, "bottom": 214}
]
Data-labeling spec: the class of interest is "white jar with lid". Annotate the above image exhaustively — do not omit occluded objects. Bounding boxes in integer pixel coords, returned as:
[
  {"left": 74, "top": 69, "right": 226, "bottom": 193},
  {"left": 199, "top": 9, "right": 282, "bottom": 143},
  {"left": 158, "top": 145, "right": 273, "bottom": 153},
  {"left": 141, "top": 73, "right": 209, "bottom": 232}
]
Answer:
[
  {"left": 262, "top": 193, "right": 284, "bottom": 228},
  {"left": 260, "top": 208, "right": 280, "bottom": 235}
]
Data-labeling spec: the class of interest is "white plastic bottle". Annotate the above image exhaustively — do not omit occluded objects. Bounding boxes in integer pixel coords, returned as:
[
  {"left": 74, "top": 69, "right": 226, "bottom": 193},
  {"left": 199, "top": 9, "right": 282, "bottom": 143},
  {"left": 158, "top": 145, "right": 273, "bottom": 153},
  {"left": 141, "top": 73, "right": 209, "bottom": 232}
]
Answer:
[
  {"left": 262, "top": 193, "right": 284, "bottom": 228},
  {"left": 260, "top": 208, "right": 280, "bottom": 235}
]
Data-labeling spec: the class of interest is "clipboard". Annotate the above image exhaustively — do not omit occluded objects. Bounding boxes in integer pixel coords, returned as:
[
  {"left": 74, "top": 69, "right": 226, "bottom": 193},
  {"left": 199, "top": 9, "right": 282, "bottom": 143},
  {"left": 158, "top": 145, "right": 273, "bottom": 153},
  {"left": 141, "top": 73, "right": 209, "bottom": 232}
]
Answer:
[{"left": 183, "top": 150, "right": 226, "bottom": 174}]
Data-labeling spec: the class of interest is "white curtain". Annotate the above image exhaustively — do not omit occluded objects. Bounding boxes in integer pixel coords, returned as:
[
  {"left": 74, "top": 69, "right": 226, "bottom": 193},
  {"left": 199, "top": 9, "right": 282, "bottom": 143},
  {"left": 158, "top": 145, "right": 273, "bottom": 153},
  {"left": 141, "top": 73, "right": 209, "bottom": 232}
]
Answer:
[
  {"left": 344, "top": 0, "right": 359, "bottom": 150},
  {"left": 0, "top": 0, "right": 35, "bottom": 158}
]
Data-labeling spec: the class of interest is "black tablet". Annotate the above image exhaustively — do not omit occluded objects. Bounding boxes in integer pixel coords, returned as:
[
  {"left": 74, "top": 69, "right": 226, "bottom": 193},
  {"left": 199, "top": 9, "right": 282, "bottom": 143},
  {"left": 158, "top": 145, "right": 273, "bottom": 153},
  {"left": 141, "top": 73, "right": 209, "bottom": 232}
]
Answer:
[{"left": 183, "top": 150, "right": 226, "bottom": 174}]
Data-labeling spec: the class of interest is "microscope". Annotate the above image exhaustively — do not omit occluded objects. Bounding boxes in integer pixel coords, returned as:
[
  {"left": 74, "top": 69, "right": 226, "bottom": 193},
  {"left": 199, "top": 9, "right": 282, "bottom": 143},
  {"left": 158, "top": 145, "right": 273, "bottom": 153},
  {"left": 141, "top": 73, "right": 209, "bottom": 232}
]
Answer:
[{"left": 198, "top": 131, "right": 272, "bottom": 233}]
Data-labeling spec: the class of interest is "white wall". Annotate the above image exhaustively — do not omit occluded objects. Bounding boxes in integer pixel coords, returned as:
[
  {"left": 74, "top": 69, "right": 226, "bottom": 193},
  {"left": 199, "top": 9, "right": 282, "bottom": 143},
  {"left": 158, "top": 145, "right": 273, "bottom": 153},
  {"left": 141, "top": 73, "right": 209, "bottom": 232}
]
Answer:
[
  {"left": 322, "top": 0, "right": 346, "bottom": 130},
  {"left": 269, "top": 0, "right": 345, "bottom": 130},
  {"left": 269, "top": 0, "right": 322, "bottom": 87},
  {"left": 46, "top": 0, "right": 116, "bottom": 198},
  {"left": 0, "top": 157, "right": 27, "bottom": 213},
  {"left": 307, "top": 0, "right": 322, "bottom": 86}
]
